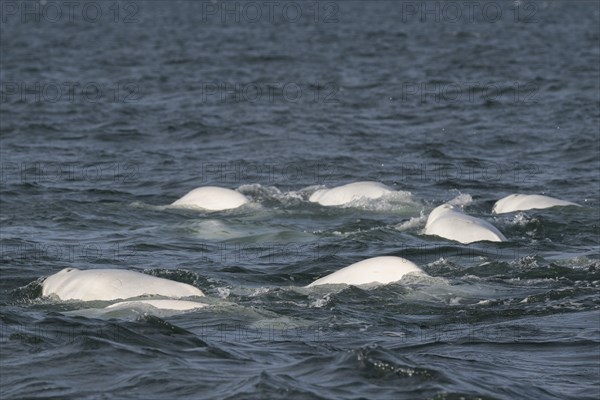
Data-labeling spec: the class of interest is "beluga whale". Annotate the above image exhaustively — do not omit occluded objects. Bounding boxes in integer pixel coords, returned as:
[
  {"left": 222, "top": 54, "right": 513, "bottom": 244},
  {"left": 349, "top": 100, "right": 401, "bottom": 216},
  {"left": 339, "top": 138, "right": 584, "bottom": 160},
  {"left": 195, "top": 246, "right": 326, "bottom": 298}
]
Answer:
[
  {"left": 306, "top": 256, "right": 426, "bottom": 287},
  {"left": 492, "top": 194, "right": 580, "bottom": 214},
  {"left": 424, "top": 204, "right": 506, "bottom": 244},
  {"left": 42, "top": 268, "right": 205, "bottom": 301},
  {"left": 309, "top": 181, "right": 394, "bottom": 206},
  {"left": 171, "top": 186, "right": 249, "bottom": 211}
]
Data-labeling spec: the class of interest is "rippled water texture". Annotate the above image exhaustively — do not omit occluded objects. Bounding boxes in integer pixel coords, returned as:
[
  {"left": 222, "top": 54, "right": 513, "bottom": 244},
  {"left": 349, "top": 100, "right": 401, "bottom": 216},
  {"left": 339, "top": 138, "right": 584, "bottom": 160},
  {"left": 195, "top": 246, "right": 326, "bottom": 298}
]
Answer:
[{"left": 1, "top": 1, "right": 599, "bottom": 399}]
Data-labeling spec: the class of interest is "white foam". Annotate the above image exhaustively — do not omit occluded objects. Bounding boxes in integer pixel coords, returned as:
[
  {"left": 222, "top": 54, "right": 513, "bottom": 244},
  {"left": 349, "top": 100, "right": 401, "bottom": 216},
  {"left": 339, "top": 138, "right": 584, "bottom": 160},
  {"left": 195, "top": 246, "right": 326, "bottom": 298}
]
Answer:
[{"left": 447, "top": 193, "right": 473, "bottom": 207}]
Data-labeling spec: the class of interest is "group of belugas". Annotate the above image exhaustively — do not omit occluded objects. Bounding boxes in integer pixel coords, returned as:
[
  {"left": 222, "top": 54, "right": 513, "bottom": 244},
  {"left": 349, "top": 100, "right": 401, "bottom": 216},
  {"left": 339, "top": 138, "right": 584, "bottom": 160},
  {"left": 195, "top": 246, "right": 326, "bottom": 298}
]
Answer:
[{"left": 39, "top": 181, "right": 582, "bottom": 313}]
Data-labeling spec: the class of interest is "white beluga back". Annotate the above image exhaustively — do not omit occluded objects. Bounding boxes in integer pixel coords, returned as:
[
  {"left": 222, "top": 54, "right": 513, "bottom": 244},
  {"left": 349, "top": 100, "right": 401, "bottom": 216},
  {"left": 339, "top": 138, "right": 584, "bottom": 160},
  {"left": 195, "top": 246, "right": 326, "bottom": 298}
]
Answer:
[
  {"left": 425, "top": 204, "right": 506, "bottom": 244},
  {"left": 42, "top": 268, "right": 205, "bottom": 301},
  {"left": 309, "top": 181, "right": 394, "bottom": 206},
  {"left": 171, "top": 186, "right": 249, "bottom": 211},
  {"left": 493, "top": 194, "right": 580, "bottom": 214},
  {"left": 306, "top": 256, "right": 426, "bottom": 287}
]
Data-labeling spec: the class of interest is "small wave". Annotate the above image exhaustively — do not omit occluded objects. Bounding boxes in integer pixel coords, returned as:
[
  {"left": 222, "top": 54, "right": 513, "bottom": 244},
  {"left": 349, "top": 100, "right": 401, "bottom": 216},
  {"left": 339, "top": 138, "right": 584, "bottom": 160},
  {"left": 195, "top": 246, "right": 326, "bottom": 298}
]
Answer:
[
  {"left": 395, "top": 211, "right": 427, "bottom": 231},
  {"left": 447, "top": 193, "right": 474, "bottom": 207}
]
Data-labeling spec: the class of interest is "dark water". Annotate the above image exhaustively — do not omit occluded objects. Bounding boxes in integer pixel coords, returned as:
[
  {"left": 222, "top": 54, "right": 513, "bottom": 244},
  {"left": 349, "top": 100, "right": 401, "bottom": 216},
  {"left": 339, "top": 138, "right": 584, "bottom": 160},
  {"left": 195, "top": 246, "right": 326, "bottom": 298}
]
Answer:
[{"left": 1, "top": 0, "right": 599, "bottom": 399}]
